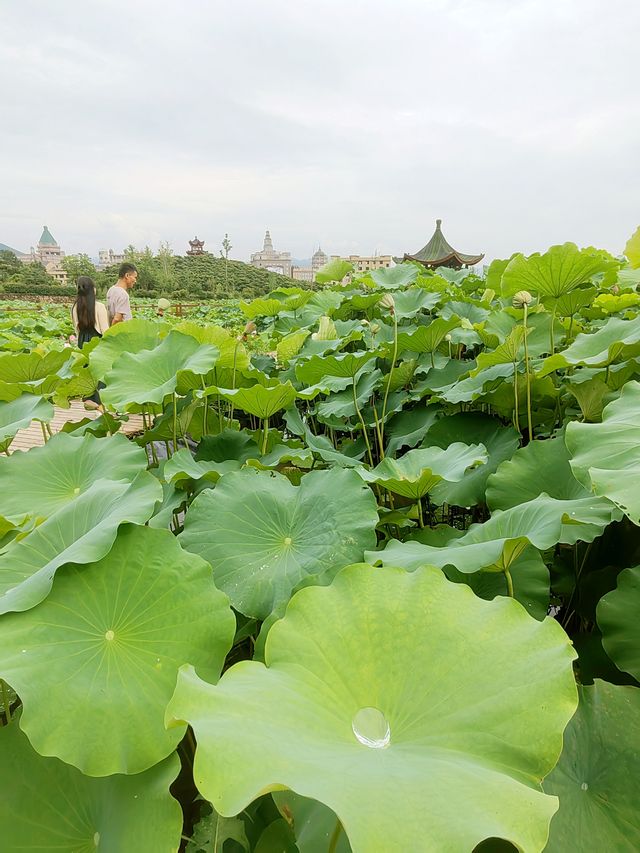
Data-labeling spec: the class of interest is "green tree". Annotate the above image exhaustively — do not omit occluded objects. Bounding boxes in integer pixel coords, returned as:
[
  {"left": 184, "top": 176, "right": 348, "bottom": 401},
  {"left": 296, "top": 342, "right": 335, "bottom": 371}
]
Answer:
[
  {"left": 61, "top": 254, "right": 97, "bottom": 287},
  {"left": 8, "top": 262, "right": 56, "bottom": 288},
  {"left": 0, "top": 250, "right": 22, "bottom": 282}
]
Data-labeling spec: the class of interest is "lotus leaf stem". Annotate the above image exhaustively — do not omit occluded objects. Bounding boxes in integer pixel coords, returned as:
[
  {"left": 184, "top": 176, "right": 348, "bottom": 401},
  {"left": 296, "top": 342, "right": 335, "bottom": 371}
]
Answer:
[
  {"left": 523, "top": 304, "right": 533, "bottom": 438},
  {"left": 416, "top": 497, "right": 425, "bottom": 528},
  {"left": 380, "top": 311, "right": 398, "bottom": 449},
  {"left": 351, "top": 378, "right": 374, "bottom": 467},
  {"left": 40, "top": 421, "right": 48, "bottom": 443},
  {"left": 172, "top": 393, "right": 178, "bottom": 455},
  {"left": 262, "top": 417, "right": 269, "bottom": 455},
  {"left": 327, "top": 818, "right": 343, "bottom": 853},
  {"left": 505, "top": 568, "right": 514, "bottom": 598}
]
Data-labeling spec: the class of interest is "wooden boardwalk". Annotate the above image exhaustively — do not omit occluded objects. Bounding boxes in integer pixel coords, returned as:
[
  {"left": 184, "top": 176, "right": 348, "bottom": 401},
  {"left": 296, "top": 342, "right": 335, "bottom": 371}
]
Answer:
[{"left": 10, "top": 401, "right": 145, "bottom": 452}]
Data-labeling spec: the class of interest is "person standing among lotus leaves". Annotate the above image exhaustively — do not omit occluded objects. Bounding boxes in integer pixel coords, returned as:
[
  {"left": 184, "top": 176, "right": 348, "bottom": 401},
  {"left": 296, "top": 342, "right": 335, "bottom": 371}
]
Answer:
[
  {"left": 71, "top": 276, "right": 109, "bottom": 410},
  {"left": 107, "top": 262, "right": 138, "bottom": 326}
]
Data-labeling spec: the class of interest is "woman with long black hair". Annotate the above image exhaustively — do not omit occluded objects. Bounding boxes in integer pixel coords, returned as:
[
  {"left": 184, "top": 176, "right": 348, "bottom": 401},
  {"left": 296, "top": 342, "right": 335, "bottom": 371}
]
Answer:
[{"left": 71, "top": 276, "right": 109, "bottom": 409}]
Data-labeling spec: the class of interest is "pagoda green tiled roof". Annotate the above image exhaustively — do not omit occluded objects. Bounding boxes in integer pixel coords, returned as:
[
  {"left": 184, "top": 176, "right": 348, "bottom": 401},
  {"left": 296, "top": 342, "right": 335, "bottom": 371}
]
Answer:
[
  {"left": 402, "top": 220, "right": 483, "bottom": 268},
  {"left": 38, "top": 226, "right": 58, "bottom": 246}
]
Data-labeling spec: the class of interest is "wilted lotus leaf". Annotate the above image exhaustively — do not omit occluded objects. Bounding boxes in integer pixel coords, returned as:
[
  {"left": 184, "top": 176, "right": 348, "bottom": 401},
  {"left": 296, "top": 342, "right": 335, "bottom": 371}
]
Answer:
[
  {"left": 166, "top": 564, "right": 577, "bottom": 853},
  {"left": 543, "top": 681, "right": 640, "bottom": 852},
  {"left": 0, "top": 393, "right": 53, "bottom": 445},
  {"left": 101, "top": 331, "right": 219, "bottom": 410},
  {"left": 0, "top": 432, "right": 149, "bottom": 524},
  {"left": 566, "top": 380, "right": 640, "bottom": 524},
  {"left": 0, "top": 715, "right": 182, "bottom": 851},
  {"left": 0, "top": 525, "right": 234, "bottom": 775},
  {"left": 596, "top": 565, "right": 640, "bottom": 680},
  {"left": 358, "top": 443, "right": 487, "bottom": 500},
  {"left": 0, "top": 470, "right": 161, "bottom": 615},
  {"left": 180, "top": 467, "right": 378, "bottom": 619}
]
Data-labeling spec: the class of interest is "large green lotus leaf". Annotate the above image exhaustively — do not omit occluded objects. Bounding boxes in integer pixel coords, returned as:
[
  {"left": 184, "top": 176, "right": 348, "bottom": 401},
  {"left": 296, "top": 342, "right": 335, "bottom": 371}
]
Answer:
[
  {"left": 295, "top": 351, "right": 378, "bottom": 386},
  {"left": 0, "top": 393, "right": 54, "bottom": 444},
  {"left": 196, "top": 428, "right": 260, "bottom": 462},
  {"left": 272, "top": 792, "right": 352, "bottom": 853},
  {"left": 566, "top": 381, "right": 640, "bottom": 524},
  {"left": 371, "top": 494, "right": 618, "bottom": 574},
  {"left": 180, "top": 468, "right": 378, "bottom": 619},
  {"left": 624, "top": 225, "right": 640, "bottom": 268},
  {"left": 0, "top": 432, "right": 149, "bottom": 524},
  {"left": 425, "top": 413, "right": 520, "bottom": 508},
  {"left": 101, "top": 331, "right": 219, "bottom": 409},
  {"left": 163, "top": 448, "right": 242, "bottom": 489},
  {"left": 277, "top": 330, "right": 311, "bottom": 363},
  {"left": 215, "top": 381, "right": 297, "bottom": 419},
  {"left": 437, "top": 362, "right": 514, "bottom": 404},
  {"left": 386, "top": 287, "right": 439, "bottom": 317},
  {"left": 240, "top": 297, "right": 284, "bottom": 319},
  {"left": 542, "top": 681, "right": 640, "bottom": 852},
  {"left": 394, "top": 317, "right": 460, "bottom": 354},
  {"left": 0, "top": 349, "right": 70, "bottom": 396},
  {"left": 593, "top": 291, "right": 640, "bottom": 315},
  {"left": 166, "top": 564, "right": 577, "bottom": 853},
  {"left": 0, "top": 525, "right": 234, "bottom": 775},
  {"left": 546, "top": 285, "right": 597, "bottom": 318},
  {"left": 384, "top": 404, "right": 442, "bottom": 456},
  {"left": 302, "top": 428, "right": 366, "bottom": 468},
  {"left": 88, "top": 318, "right": 166, "bottom": 380},
  {"left": 175, "top": 321, "right": 251, "bottom": 371},
  {"left": 501, "top": 243, "right": 616, "bottom": 299},
  {"left": 358, "top": 443, "right": 488, "bottom": 500},
  {"left": 596, "top": 565, "right": 640, "bottom": 680},
  {"left": 564, "top": 375, "right": 611, "bottom": 422},
  {"left": 0, "top": 472, "right": 161, "bottom": 614},
  {"left": 487, "top": 433, "right": 595, "bottom": 510},
  {"left": 315, "top": 258, "right": 354, "bottom": 284},
  {"left": 538, "top": 314, "right": 640, "bottom": 375},
  {"left": 315, "top": 368, "right": 381, "bottom": 422},
  {"left": 0, "top": 715, "right": 182, "bottom": 851},
  {"left": 369, "top": 263, "right": 418, "bottom": 289}
]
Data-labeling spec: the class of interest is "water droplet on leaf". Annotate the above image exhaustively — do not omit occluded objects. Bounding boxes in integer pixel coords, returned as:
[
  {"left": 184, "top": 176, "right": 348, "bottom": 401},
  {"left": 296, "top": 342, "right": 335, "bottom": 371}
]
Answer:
[
  {"left": 352, "top": 707, "right": 390, "bottom": 749},
  {"left": 581, "top": 782, "right": 589, "bottom": 791},
  {"left": 105, "top": 630, "right": 115, "bottom": 642}
]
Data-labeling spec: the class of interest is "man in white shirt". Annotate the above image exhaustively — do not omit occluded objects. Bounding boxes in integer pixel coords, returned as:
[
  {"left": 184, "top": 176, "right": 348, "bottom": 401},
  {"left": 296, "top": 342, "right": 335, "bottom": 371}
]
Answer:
[{"left": 107, "top": 263, "right": 138, "bottom": 325}]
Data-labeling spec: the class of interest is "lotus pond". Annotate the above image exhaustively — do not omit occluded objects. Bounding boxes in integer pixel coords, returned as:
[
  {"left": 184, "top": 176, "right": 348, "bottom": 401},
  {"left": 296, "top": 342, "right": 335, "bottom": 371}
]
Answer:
[{"left": 1, "top": 234, "right": 640, "bottom": 852}]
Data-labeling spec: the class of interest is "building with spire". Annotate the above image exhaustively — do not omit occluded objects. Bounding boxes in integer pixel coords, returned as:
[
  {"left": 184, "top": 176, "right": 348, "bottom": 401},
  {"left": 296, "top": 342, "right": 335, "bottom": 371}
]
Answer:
[
  {"left": 291, "top": 246, "right": 329, "bottom": 282},
  {"left": 21, "top": 226, "right": 67, "bottom": 284},
  {"left": 250, "top": 230, "right": 292, "bottom": 277},
  {"left": 397, "top": 219, "right": 484, "bottom": 270}
]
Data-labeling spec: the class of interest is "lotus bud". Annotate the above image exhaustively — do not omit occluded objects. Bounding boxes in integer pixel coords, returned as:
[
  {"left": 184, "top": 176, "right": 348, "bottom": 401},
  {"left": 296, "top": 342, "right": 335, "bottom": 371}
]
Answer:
[
  {"left": 379, "top": 293, "right": 395, "bottom": 312},
  {"left": 512, "top": 290, "right": 533, "bottom": 309},
  {"left": 445, "top": 334, "right": 452, "bottom": 342},
  {"left": 370, "top": 323, "right": 380, "bottom": 334}
]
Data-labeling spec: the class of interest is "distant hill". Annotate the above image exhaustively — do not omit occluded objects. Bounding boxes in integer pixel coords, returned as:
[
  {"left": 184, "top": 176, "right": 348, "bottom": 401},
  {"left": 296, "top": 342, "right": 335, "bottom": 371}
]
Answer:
[{"left": 0, "top": 242, "right": 27, "bottom": 257}]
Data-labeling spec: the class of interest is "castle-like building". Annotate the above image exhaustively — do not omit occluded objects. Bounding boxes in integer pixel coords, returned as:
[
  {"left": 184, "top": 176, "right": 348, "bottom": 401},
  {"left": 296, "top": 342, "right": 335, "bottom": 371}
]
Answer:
[
  {"left": 21, "top": 226, "right": 67, "bottom": 284},
  {"left": 250, "top": 230, "right": 292, "bottom": 277}
]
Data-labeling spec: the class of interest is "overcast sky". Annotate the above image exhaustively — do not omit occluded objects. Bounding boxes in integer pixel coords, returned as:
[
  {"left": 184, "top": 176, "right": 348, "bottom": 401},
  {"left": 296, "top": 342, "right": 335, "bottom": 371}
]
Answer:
[{"left": 1, "top": 0, "right": 638, "bottom": 264}]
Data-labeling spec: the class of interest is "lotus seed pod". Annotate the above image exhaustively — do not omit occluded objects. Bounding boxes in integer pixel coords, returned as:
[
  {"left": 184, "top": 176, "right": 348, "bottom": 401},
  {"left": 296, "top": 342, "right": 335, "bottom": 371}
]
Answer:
[
  {"left": 379, "top": 294, "right": 395, "bottom": 311},
  {"left": 157, "top": 298, "right": 170, "bottom": 311},
  {"left": 370, "top": 323, "right": 380, "bottom": 334},
  {"left": 512, "top": 290, "right": 533, "bottom": 309},
  {"left": 445, "top": 334, "right": 452, "bottom": 342}
]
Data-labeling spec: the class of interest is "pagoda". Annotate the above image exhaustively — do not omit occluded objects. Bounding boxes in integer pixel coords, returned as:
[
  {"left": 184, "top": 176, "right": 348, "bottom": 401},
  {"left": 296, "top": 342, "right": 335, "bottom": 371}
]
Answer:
[
  {"left": 399, "top": 220, "right": 484, "bottom": 269},
  {"left": 187, "top": 236, "right": 205, "bottom": 256}
]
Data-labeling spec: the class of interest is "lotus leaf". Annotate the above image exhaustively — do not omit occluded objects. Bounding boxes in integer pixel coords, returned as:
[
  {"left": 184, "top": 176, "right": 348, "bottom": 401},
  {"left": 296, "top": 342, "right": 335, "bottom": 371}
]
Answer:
[
  {"left": 501, "top": 243, "right": 615, "bottom": 300},
  {"left": 358, "top": 443, "right": 487, "bottom": 500},
  {"left": 566, "top": 381, "right": 640, "bottom": 523},
  {"left": 101, "top": 331, "right": 219, "bottom": 409},
  {"left": 163, "top": 448, "right": 242, "bottom": 488},
  {"left": 624, "top": 225, "right": 640, "bottom": 268},
  {"left": 426, "top": 413, "right": 520, "bottom": 508},
  {"left": 0, "top": 349, "right": 70, "bottom": 396},
  {"left": 277, "top": 330, "right": 311, "bottom": 363},
  {"left": 596, "top": 565, "right": 640, "bottom": 680},
  {"left": 394, "top": 317, "right": 460, "bottom": 355},
  {"left": 0, "top": 525, "right": 234, "bottom": 775},
  {"left": 180, "top": 467, "right": 378, "bottom": 619},
  {"left": 315, "top": 258, "right": 353, "bottom": 284},
  {"left": 176, "top": 321, "right": 251, "bottom": 371},
  {"left": 89, "top": 318, "right": 166, "bottom": 380},
  {"left": 542, "top": 681, "right": 640, "bottom": 852},
  {"left": 215, "top": 381, "right": 297, "bottom": 419},
  {"left": 0, "top": 393, "right": 53, "bottom": 445},
  {"left": 295, "top": 351, "right": 378, "bottom": 386},
  {"left": 166, "top": 564, "right": 577, "bottom": 853},
  {"left": 384, "top": 404, "right": 442, "bottom": 456},
  {"left": 0, "top": 716, "right": 182, "bottom": 852},
  {"left": 371, "top": 494, "right": 619, "bottom": 574},
  {"left": 272, "top": 792, "right": 352, "bottom": 853},
  {"left": 369, "top": 263, "right": 418, "bottom": 289},
  {"left": 0, "top": 471, "right": 161, "bottom": 614},
  {"left": 0, "top": 432, "right": 149, "bottom": 524},
  {"left": 539, "top": 315, "right": 640, "bottom": 375}
]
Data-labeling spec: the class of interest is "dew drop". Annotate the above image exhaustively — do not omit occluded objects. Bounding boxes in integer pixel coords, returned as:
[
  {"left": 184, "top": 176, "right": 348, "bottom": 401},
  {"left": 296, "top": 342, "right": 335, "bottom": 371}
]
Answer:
[
  {"left": 105, "top": 630, "right": 115, "bottom": 642},
  {"left": 352, "top": 707, "right": 390, "bottom": 749},
  {"left": 21, "top": 649, "right": 27, "bottom": 654},
  {"left": 581, "top": 782, "right": 589, "bottom": 791},
  {"left": 93, "top": 831, "right": 100, "bottom": 847}
]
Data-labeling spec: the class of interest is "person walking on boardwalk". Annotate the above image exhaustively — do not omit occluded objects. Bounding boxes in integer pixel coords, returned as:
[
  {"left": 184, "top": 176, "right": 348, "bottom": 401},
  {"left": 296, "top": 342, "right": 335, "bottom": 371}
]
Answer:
[
  {"left": 107, "top": 262, "right": 138, "bottom": 325},
  {"left": 71, "top": 276, "right": 109, "bottom": 410}
]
